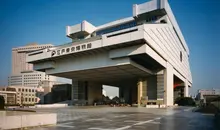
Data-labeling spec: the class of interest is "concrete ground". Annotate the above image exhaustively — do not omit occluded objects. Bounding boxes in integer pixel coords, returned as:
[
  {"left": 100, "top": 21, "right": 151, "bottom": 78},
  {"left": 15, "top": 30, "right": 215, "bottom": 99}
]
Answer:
[{"left": 32, "top": 106, "right": 217, "bottom": 130}]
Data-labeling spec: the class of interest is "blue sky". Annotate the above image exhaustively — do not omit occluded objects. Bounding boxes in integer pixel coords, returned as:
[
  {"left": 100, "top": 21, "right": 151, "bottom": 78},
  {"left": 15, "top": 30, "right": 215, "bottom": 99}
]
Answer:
[{"left": 0, "top": 0, "right": 219, "bottom": 94}]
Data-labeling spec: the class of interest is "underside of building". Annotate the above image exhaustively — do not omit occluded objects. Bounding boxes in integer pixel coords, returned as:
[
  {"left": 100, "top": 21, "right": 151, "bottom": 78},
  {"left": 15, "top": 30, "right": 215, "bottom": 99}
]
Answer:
[{"left": 27, "top": 0, "right": 192, "bottom": 106}]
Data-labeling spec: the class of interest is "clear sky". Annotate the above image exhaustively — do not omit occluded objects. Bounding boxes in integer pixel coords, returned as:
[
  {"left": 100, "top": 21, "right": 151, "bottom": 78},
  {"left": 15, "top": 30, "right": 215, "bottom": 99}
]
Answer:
[{"left": 0, "top": 0, "right": 219, "bottom": 94}]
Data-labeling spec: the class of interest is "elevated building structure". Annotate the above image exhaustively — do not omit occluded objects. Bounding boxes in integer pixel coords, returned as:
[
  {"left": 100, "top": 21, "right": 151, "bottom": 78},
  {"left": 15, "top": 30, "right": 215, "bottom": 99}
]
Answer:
[{"left": 27, "top": 0, "right": 192, "bottom": 106}]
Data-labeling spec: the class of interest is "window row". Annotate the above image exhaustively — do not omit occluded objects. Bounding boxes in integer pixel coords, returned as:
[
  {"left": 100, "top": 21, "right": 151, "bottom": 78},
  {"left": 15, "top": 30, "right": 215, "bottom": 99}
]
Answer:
[
  {"left": 24, "top": 74, "right": 42, "bottom": 77},
  {"left": 15, "top": 46, "right": 51, "bottom": 51},
  {"left": 23, "top": 98, "right": 37, "bottom": 102},
  {"left": 96, "top": 21, "right": 137, "bottom": 35},
  {"left": 18, "top": 88, "right": 36, "bottom": 92}
]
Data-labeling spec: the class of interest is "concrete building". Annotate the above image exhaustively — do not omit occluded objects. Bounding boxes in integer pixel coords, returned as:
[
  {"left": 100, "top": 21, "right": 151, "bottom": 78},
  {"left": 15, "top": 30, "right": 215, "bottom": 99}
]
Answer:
[
  {"left": 27, "top": 0, "right": 192, "bottom": 106},
  {"left": 37, "top": 81, "right": 72, "bottom": 104},
  {"left": 196, "top": 89, "right": 219, "bottom": 100},
  {"left": 12, "top": 43, "right": 53, "bottom": 75},
  {"left": 0, "top": 90, "right": 17, "bottom": 105},
  {"left": 0, "top": 86, "right": 40, "bottom": 105},
  {"left": 9, "top": 43, "right": 71, "bottom": 88},
  {"left": 8, "top": 71, "right": 71, "bottom": 87}
]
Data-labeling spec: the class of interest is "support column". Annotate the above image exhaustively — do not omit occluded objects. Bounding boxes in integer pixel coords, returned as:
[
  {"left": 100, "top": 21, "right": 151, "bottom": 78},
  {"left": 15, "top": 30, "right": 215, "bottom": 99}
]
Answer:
[
  {"left": 87, "top": 82, "right": 102, "bottom": 105},
  {"left": 164, "top": 62, "right": 174, "bottom": 106},
  {"left": 184, "top": 81, "right": 189, "bottom": 97},
  {"left": 137, "top": 79, "right": 147, "bottom": 106},
  {"left": 157, "top": 71, "right": 164, "bottom": 104},
  {"left": 71, "top": 80, "right": 79, "bottom": 105},
  {"left": 137, "top": 79, "right": 143, "bottom": 106}
]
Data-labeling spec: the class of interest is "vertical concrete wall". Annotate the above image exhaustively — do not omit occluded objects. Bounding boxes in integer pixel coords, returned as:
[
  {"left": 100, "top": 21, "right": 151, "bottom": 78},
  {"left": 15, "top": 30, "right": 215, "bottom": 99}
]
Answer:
[
  {"left": 164, "top": 62, "right": 174, "bottom": 106},
  {"left": 120, "top": 86, "right": 131, "bottom": 104},
  {"left": 87, "top": 82, "right": 102, "bottom": 105},
  {"left": 72, "top": 80, "right": 79, "bottom": 101},
  {"left": 157, "top": 74, "right": 164, "bottom": 100},
  {"left": 137, "top": 79, "right": 143, "bottom": 105},
  {"left": 184, "top": 81, "right": 189, "bottom": 97},
  {"left": 117, "top": 80, "right": 137, "bottom": 104},
  {"left": 147, "top": 76, "right": 157, "bottom": 100},
  {"left": 131, "top": 85, "right": 137, "bottom": 104}
]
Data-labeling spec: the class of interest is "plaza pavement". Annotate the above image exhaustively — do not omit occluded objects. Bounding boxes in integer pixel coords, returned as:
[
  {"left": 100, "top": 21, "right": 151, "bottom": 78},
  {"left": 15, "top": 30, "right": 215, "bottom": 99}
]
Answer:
[{"left": 32, "top": 106, "right": 217, "bottom": 130}]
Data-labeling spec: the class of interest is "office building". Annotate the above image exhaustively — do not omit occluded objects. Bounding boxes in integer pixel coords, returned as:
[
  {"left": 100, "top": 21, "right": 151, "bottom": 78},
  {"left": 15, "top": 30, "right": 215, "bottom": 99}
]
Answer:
[
  {"left": 27, "top": 0, "right": 192, "bottom": 106},
  {"left": 12, "top": 43, "right": 53, "bottom": 75},
  {"left": 197, "top": 89, "right": 219, "bottom": 100},
  {"left": 0, "top": 86, "right": 41, "bottom": 105},
  {"left": 0, "top": 90, "right": 17, "bottom": 105},
  {"left": 9, "top": 43, "right": 71, "bottom": 88}
]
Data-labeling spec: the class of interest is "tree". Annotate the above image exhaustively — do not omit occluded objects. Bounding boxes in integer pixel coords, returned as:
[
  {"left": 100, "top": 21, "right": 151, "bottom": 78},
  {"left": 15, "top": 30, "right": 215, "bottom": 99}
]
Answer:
[
  {"left": 0, "top": 95, "right": 5, "bottom": 110},
  {"left": 175, "top": 97, "right": 196, "bottom": 106}
]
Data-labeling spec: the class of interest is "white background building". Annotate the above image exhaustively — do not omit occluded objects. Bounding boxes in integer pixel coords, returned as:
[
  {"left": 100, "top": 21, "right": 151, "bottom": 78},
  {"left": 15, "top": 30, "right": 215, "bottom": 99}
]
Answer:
[
  {"left": 9, "top": 43, "right": 71, "bottom": 88},
  {"left": 11, "top": 43, "right": 52, "bottom": 75}
]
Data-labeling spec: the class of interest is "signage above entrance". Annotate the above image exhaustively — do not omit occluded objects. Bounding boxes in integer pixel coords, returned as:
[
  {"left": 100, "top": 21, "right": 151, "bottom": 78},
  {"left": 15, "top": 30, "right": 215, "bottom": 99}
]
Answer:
[{"left": 51, "top": 43, "right": 92, "bottom": 57}]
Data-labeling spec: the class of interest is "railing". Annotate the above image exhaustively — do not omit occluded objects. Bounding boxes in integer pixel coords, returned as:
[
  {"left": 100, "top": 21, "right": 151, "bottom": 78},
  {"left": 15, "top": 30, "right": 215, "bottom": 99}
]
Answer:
[{"left": 54, "top": 35, "right": 102, "bottom": 50}]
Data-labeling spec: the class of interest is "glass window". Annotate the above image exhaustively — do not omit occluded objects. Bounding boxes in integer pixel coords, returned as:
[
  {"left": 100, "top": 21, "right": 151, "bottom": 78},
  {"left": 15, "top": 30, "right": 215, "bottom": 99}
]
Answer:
[{"left": 180, "top": 51, "right": 183, "bottom": 62}]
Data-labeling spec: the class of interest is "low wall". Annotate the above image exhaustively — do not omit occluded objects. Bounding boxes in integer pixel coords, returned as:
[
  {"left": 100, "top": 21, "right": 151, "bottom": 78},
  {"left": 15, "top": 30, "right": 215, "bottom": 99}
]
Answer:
[
  {"left": 145, "top": 104, "right": 166, "bottom": 108},
  {"left": 0, "top": 112, "right": 57, "bottom": 129},
  {"left": 32, "top": 104, "right": 68, "bottom": 108}
]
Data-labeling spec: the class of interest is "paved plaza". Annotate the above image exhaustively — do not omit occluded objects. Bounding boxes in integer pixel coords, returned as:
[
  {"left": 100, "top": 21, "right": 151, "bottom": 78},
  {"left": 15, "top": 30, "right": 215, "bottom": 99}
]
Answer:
[{"left": 32, "top": 106, "right": 217, "bottom": 130}]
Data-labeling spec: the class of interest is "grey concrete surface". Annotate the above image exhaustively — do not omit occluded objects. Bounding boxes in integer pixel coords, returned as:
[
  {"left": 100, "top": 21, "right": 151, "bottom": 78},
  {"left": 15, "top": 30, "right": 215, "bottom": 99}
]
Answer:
[
  {"left": 0, "top": 111, "right": 57, "bottom": 129},
  {"left": 31, "top": 106, "right": 217, "bottom": 130}
]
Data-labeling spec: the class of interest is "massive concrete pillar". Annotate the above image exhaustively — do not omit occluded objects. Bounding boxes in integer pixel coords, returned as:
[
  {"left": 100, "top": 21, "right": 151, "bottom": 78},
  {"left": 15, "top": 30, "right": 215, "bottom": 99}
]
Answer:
[
  {"left": 157, "top": 71, "right": 165, "bottom": 103},
  {"left": 71, "top": 80, "right": 87, "bottom": 105},
  {"left": 137, "top": 79, "right": 143, "bottom": 106},
  {"left": 87, "top": 82, "right": 102, "bottom": 105},
  {"left": 164, "top": 62, "right": 174, "bottom": 106},
  {"left": 118, "top": 80, "right": 137, "bottom": 104},
  {"left": 137, "top": 79, "right": 142, "bottom": 106},
  {"left": 137, "top": 79, "right": 147, "bottom": 106},
  {"left": 147, "top": 76, "right": 157, "bottom": 100},
  {"left": 119, "top": 86, "right": 130, "bottom": 104},
  {"left": 71, "top": 80, "right": 79, "bottom": 102},
  {"left": 184, "top": 81, "right": 189, "bottom": 97}
]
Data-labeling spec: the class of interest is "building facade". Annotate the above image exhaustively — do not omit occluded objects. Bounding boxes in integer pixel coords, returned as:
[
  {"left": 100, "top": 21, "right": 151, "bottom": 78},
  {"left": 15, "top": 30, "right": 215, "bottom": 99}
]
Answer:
[
  {"left": 12, "top": 43, "right": 53, "bottom": 75},
  {"left": 9, "top": 43, "right": 71, "bottom": 88},
  {"left": 0, "top": 90, "right": 17, "bottom": 105},
  {"left": 197, "top": 89, "right": 218, "bottom": 100},
  {"left": 0, "top": 86, "right": 40, "bottom": 105},
  {"left": 8, "top": 71, "right": 71, "bottom": 87},
  {"left": 27, "top": 0, "right": 192, "bottom": 106}
]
